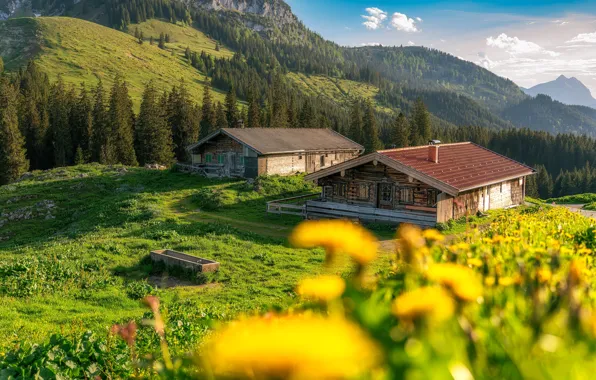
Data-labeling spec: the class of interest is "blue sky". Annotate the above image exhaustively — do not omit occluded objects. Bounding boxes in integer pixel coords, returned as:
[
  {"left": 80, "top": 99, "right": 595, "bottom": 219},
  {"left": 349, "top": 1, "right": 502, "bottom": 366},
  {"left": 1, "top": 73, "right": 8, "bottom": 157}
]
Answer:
[{"left": 285, "top": 1, "right": 596, "bottom": 92}]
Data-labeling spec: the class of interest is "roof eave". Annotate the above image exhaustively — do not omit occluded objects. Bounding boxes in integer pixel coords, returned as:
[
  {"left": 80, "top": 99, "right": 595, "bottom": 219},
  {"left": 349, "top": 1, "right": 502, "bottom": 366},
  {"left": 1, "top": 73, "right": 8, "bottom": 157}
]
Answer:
[{"left": 456, "top": 170, "right": 537, "bottom": 194}]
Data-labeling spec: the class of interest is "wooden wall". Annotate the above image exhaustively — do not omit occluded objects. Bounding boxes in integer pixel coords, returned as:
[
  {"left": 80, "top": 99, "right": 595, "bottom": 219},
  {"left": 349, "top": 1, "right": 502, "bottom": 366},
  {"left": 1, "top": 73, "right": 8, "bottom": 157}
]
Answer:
[{"left": 318, "top": 161, "right": 438, "bottom": 212}]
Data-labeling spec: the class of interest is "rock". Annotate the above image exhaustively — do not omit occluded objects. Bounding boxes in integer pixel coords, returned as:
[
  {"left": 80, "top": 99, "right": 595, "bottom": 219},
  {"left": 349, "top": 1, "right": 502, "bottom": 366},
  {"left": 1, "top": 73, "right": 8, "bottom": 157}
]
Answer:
[
  {"left": 144, "top": 163, "right": 168, "bottom": 170},
  {"left": 16, "top": 172, "right": 33, "bottom": 182}
]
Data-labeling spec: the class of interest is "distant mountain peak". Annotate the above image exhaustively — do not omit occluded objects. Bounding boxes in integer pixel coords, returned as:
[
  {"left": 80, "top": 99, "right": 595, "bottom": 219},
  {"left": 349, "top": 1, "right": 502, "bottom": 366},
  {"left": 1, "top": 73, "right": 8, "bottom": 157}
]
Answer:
[
  {"left": 523, "top": 75, "right": 596, "bottom": 109},
  {"left": 193, "top": 0, "right": 297, "bottom": 27}
]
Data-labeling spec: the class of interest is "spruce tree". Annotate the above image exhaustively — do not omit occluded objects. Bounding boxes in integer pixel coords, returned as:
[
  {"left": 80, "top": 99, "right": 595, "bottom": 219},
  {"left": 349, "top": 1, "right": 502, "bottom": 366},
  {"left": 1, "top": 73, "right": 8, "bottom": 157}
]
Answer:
[
  {"left": 412, "top": 98, "right": 432, "bottom": 146},
  {"left": 247, "top": 87, "right": 261, "bottom": 128},
  {"left": 299, "top": 100, "right": 314, "bottom": 129},
  {"left": 74, "top": 146, "right": 85, "bottom": 165},
  {"left": 108, "top": 77, "right": 137, "bottom": 166},
  {"left": 391, "top": 112, "right": 410, "bottom": 148},
  {"left": 71, "top": 84, "right": 93, "bottom": 162},
  {"left": 136, "top": 81, "right": 174, "bottom": 166},
  {"left": 224, "top": 85, "right": 239, "bottom": 128},
  {"left": 215, "top": 102, "right": 228, "bottom": 129},
  {"left": 362, "top": 100, "right": 382, "bottom": 152},
  {"left": 48, "top": 77, "right": 73, "bottom": 167},
  {"left": 168, "top": 81, "right": 200, "bottom": 162},
  {"left": 0, "top": 79, "right": 29, "bottom": 185},
  {"left": 20, "top": 97, "right": 49, "bottom": 170},
  {"left": 91, "top": 79, "right": 115, "bottom": 164},
  {"left": 200, "top": 83, "right": 216, "bottom": 137},
  {"left": 349, "top": 100, "right": 363, "bottom": 143},
  {"left": 536, "top": 164, "right": 554, "bottom": 199},
  {"left": 158, "top": 33, "right": 165, "bottom": 49}
]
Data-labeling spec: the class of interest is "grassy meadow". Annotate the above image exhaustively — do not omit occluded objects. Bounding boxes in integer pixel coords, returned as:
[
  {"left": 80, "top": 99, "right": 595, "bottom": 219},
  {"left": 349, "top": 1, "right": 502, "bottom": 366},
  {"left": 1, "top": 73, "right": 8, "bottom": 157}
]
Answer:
[
  {"left": 0, "top": 165, "right": 391, "bottom": 349},
  {"left": 0, "top": 17, "right": 230, "bottom": 108}
]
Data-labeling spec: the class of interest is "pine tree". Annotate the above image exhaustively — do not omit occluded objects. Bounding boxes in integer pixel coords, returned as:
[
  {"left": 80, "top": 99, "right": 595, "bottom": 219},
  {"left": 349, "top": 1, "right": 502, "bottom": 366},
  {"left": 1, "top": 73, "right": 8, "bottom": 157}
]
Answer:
[
  {"left": 91, "top": 79, "right": 115, "bottom": 164},
  {"left": 138, "top": 31, "right": 144, "bottom": 44},
  {"left": 215, "top": 102, "right": 228, "bottom": 129},
  {"left": 391, "top": 112, "right": 410, "bottom": 148},
  {"left": 536, "top": 164, "right": 554, "bottom": 199},
  {"left": 20, "top": 96, "right": 49, "bottom": 170},
  {"left": 136, "top": 81, "right": 174, "bottom": 166},
  {"left": 362, "top": 100, "right": 382, "bottom": 152},
  {"left": 299, "top": 99, "right": 314, "bottom": 129},
  {"left": 149, "top": 36, "right": 154, "bottom": 45},
  {"left": 74, "top": 146, "right": 85, "bottom": 165},
  {"left": 525, "top": 172, "right": 539, "bottom": 198},
  {"left": 165, "top": 34, "right": 170, "bottom": 43},
  {"left": 411, "top": 98, "right": 432, "bottom": 146},
  {"left": 215, "top": 42, "right": 220, "bottom": 51},
  {"left": 167, "top": 81, "right": 200, "bottom": 162},
  {"left": 247, "top": 86, "right": 261, "bottom": 129},
  {"left": 0, "top": 79, "right": 29, "bottom": 184},
  {"left": 108, "top": 77, "right": 137, "bottom": 166},
  {"left": 158, "top": 33, "right": 165, "bottom": 49},
  {"left": 134, "top": 27, "right": 139, "bottom": 39},
  {"left": 200, "top": 83, "right": 216, "bottom": 137},
  {"left": 71, "top": 84, "right": 93, "bottom": 161},
  {"left": 349, "top": 100, "right": 363, "bottom": 143},
  {"left": 224, "top": 85, "right": 239, "bottom": 128},
  {"left": 48, "top": 77, "right": 73, "bottom": 167}
]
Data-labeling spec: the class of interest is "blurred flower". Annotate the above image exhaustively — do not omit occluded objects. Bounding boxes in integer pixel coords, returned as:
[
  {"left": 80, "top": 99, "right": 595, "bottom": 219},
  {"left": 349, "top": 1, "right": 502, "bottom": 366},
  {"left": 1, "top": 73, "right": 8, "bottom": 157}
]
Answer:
[
  {"left": 422, "top": 228, "right": 444, "bottom": 243},
  {"left": 297, "top": 275, "right": 345, "bottom": 302},
  {"left": 111, "top": 321, "right": 137, "bottom": 347},
  {"left": 392, "top": 287, "right": 454, "bottom": 323},
  {"left": 467, "top": 258, "right": 483, "bottom": 267},
  {"left": 396, "top": 224, "right": 425, "bottom": 264},
  {"left": 569, "top": 260, "right": 584, "bottom": 287},
  {"left": 427, "top": 263, "right": 483, "bottom": 302},
  {"left": 203, "top": 314, "right": 380, "bottom": 378},
  {"left": 289, "top": 220, "right": 378, "bottom": 265},
  {"left": 537, "top": 268, "right": 552, "bottom": 284}
]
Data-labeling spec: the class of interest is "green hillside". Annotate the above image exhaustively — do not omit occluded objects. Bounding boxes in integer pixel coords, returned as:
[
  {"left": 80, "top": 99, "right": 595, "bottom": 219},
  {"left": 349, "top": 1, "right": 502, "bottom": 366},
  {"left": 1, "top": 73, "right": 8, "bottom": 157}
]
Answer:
[{"left": 0, "top": 17, "right": 230, "bottom": 107}]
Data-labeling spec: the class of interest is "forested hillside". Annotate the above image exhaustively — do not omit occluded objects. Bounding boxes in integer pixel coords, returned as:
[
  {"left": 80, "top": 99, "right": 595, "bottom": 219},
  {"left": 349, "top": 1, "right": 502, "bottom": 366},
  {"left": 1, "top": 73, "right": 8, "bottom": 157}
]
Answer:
[{"left": 4, "top": 0, "right": 596, "bottom": 136}]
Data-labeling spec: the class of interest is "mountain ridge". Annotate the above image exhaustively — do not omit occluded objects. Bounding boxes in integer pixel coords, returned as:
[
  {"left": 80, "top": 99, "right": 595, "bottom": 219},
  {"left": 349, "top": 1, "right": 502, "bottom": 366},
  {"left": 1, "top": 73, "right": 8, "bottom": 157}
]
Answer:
[{"left": 523, "top": 75, "right": 596, "bottom": 109}]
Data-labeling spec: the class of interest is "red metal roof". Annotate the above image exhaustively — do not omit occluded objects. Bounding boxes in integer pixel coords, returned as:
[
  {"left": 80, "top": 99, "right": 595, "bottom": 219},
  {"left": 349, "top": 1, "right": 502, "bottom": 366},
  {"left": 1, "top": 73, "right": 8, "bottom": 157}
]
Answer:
[{"left": 379, "top": 142, "right": 535, "bottom": 191}]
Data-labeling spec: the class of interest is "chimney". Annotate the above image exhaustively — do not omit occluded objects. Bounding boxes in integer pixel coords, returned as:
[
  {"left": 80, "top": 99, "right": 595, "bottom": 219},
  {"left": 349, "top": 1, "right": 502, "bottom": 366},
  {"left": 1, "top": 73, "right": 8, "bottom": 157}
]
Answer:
[{"left": 428, "top": 144, "right": 439, "bottom": 163}]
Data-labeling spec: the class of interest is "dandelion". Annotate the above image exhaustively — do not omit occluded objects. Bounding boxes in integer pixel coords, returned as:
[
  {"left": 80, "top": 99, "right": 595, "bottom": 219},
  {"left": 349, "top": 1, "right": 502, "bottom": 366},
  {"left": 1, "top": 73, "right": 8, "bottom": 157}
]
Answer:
[
  {"left": 422, "top": 228, "right": 445, "bottom": 243},
  {"left": 467, "top": 258, "right": 483, "bottom": 267},
  {"left": 392, "top": 287, "right": 454, "bottom": 323},
  {"left": 427, "top": 263, "right": 483, "bottom": 302},
  {"left": 537, "top": 268, "right": 552, "bottom": 284},
  {"left": 202, "top": 314, "right": 380, "bottom": 379},
  {"left": 296, "top": 275, "right": 346, "bottom": 302},
  {"left": 396, "top": 224, "right": 425, "bottom": 264},
  {"left": 289, "top": 220, "right": 378, "bottom": 265}
]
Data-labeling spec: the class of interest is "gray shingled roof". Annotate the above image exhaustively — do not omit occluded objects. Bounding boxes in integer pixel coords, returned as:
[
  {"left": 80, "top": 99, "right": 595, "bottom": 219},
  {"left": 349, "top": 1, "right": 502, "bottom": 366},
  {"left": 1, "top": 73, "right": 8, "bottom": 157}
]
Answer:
[{"left": 187, "top": 128, "right": 363, "bottom": 155}]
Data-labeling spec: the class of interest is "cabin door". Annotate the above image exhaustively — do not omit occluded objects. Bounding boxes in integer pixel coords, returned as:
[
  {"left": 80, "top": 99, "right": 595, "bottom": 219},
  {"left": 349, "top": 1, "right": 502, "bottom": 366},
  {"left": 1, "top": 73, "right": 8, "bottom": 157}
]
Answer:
[{"left": 378, "top": 183, "right": 394, "bottom": 209}]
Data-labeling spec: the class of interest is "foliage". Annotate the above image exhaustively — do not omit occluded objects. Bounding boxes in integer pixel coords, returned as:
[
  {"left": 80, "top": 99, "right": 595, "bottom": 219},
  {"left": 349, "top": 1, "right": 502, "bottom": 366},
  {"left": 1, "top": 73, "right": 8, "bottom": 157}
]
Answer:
[{"left": 547, "top": 193, "right": 596, "bottom": 204}]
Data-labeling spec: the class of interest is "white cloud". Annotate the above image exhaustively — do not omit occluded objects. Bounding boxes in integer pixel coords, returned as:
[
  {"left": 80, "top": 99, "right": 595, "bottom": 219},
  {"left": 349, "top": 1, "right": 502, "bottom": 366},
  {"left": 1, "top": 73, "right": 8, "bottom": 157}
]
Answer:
[
  {"left": 407, "top": 41, "right": 415, "bottom": 46},
  {"left": 390, "top": 12, "right": 419, "bottom": 32},
  {"left": 567, "top": 31, "right": 596, "bottom": 44},
  {"left": 552, "top": 19, "right": 570, "bottom": 26},
  {"left": 416, "top": 17, "right": 422, "bottom": 22},
  {"left": 486, "top": 33, "right": 559, "bottom": 57},
  {"left": 361, "top": 7, "right": 387, "bottom": 30},
  {"left": 476, "top": 52, "right": 496, "bottom": 69},
  {"left": 361, "top": 42, "right": 381, "bottom": 46}
]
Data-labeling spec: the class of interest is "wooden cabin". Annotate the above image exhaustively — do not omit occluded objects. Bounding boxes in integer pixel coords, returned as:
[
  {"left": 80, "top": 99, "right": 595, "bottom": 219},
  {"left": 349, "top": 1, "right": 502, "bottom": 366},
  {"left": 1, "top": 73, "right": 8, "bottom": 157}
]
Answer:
[
  {"left": 185, "top": 128, "right": 363, "bottom": 178},
  {"left": 303, "top": 142, "right": 536, "bottom": 226}
]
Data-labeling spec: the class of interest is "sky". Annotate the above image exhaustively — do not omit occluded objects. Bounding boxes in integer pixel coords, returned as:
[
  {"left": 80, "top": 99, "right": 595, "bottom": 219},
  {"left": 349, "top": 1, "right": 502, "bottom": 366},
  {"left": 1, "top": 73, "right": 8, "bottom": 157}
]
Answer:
[{"left": 285, "top": 0, "right": 596, "bottom": 93}]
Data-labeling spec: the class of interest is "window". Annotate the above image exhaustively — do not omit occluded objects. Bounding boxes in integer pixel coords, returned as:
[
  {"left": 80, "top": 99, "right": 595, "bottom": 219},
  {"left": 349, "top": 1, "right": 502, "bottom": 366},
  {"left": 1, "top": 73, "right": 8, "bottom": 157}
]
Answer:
[
  {"left": 357, "top": 183, "right": 370, "bottom": 200},
  {"left": 333, "top": 182, "right": 347, "bottom": 197},
  {"left": 427, "top": 189, "right": 438, "bottom": 207},
  {"left": 218, "top": 154, "right": 225, "bottom": 164},
  {"left": 398, "top": 187, "right": 414, "bottom": 204},
  {"left": 380, "top": 183, "right": 393, "bottom": 203},
  {"left": 240, "top": 156, "right": 245, "bottom": 166},
  {"left": 320, "top": 155, "right": 325, "bottom": 167},
  {"left": 323, "top": 186, "right": 333, "bottom": 199},
  {"left": 298, "top": 155, "right": 303, "bottom": 160},
  {"left": 205, "top": 153, "right": 212, "bottom": 163}
]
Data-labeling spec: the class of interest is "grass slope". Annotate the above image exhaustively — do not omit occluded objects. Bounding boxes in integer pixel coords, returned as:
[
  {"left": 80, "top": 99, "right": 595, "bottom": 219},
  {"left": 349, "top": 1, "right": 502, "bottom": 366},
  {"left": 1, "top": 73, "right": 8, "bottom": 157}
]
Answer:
[
  {"left": 0, "top": 17, "right": 232, "bottom": 107},
  {"left": 0, "top": 165, "right": 390, "bottom": 346},
  {"left": 288, "top": 72, "right": 394, "bottom": 114}
]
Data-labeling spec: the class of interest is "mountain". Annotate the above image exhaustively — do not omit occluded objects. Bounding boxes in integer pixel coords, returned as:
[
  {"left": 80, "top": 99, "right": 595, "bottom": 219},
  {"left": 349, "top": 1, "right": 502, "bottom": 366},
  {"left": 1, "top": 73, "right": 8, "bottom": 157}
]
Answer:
[
  {"left": 4, "top": 0, "right": 596, "bottom": 137},
  {"left": 523, "top": 75, "right": 596, "bottom": 109}
]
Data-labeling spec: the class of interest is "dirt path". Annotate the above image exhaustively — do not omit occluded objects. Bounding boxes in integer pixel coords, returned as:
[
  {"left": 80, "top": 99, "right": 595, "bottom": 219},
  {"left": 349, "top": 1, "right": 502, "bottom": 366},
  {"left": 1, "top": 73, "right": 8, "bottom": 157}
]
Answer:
[{"left": 560, "top": 204, "right": 596, "bottom": 219}]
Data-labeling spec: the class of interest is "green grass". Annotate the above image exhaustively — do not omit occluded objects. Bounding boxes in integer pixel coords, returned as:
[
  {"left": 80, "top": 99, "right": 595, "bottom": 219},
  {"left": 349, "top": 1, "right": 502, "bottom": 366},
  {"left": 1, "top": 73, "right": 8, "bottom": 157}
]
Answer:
[
  {"left": 547, "top": 193, "right": 596, "bottom": 205},
  {"left": 0, "top": 17, "right": 229, "bottom": 108},
  {"left": 0, "top": 165, "right": 392, "bottom": 347},
  {"left": 287, "top": 72, "right": 395, "bottom": 114}
]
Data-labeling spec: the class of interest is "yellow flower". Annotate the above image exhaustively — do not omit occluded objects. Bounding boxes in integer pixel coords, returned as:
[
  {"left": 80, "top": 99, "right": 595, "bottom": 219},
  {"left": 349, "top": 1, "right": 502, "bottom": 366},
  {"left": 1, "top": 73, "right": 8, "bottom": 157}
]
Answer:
[
  {"left": 422, "top": 228, "right": 445, "bottom": 243},
  {"left": 537, "top": 268, "right": 552, "bottom": 284},
  {"left": 448, "top": 242, "right": 470, "bottom": 253},
  {"left": 467, "top": 258, "right": 483, "bottom": 267},
  {"left": 202, "top": 314, "right": 380, "bottom": 379},
  {"left": 498, "top": 276, "right": 519, "bottom": 286},
  {"left": 289, "top": 220, "right": 378, "bottom": 265},
  {"left": 296, "top": 275, "right": 346, "bottom": 302},
  {"left": 392, "top": 287, "right": 454, "bottom": 323},
  {"left": 426, "top": 263, "right": 483, "bottom": 302}
]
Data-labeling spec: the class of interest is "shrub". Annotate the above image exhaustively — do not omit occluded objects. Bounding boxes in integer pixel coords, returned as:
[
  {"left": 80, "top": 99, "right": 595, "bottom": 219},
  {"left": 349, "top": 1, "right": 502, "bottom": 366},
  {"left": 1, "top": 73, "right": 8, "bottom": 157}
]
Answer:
[
  {"left": 252, "top": 175, "right": 315, "bottom": 196},
  {"left": 191, "top": 188, "right": 226, "bottom": 211},
  {"left": 125, "top": 280, "right": 155, "bottom": 300}
]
